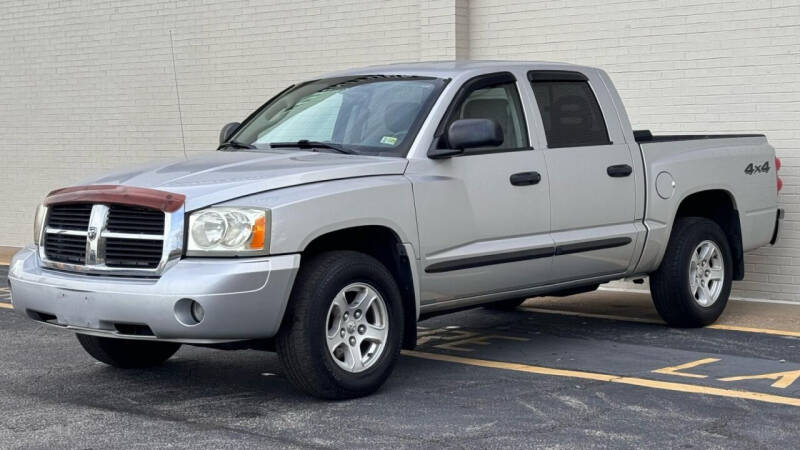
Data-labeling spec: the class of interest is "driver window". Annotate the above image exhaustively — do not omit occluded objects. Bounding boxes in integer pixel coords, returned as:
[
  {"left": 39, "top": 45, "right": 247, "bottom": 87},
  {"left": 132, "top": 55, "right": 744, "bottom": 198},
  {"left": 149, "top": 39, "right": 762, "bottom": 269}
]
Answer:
[{"left": 448, "top": 80, "right": 528, "bottom": 150}]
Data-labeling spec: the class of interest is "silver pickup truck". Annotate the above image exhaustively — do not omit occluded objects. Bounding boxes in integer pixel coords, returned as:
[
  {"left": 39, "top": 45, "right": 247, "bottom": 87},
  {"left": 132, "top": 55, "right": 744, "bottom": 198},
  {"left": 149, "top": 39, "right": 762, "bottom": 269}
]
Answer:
[{"left": 9, "top": 61, "right": 783, "bottom": 399}]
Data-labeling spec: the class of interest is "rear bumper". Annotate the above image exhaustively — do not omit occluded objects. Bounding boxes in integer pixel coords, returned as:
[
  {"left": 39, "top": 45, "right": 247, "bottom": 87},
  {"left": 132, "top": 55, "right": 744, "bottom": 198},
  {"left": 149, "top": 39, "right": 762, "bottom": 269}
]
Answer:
[
  {"left": 8, "top": 246, "right": 300, "bottom": 343},
  {"left": 770, "top": 208, "right": 784, "bottom": 245}
]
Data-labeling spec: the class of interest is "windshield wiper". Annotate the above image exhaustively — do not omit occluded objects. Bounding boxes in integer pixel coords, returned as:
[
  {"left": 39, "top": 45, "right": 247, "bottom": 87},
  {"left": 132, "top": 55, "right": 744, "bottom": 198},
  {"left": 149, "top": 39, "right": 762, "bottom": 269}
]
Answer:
[
  {"left": 268, "top": 140, "right": 356, "bottom": 154},
  {"left": 218, "top": 140, "right": 256, "bottom": 150}
]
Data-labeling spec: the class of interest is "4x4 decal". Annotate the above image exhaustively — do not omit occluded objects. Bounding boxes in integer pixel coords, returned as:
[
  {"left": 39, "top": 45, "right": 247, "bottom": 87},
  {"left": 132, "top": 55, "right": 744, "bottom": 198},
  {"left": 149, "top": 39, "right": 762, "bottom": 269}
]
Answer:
[{"left": 745, "top": 161, "right": 770, "bottom": 175}]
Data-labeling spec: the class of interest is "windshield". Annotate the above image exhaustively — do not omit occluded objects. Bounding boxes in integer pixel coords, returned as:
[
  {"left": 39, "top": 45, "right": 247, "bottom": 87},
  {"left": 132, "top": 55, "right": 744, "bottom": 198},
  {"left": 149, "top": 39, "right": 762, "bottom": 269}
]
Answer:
[{"left": 230, "top": 76, "right": 446, "bottom": 157}]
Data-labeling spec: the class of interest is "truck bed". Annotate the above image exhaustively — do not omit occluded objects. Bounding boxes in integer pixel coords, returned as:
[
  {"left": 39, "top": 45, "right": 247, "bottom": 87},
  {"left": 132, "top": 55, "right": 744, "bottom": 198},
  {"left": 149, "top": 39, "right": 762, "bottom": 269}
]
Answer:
[{"left": 633, "top": 129, "right": 764, "bottom": 143}]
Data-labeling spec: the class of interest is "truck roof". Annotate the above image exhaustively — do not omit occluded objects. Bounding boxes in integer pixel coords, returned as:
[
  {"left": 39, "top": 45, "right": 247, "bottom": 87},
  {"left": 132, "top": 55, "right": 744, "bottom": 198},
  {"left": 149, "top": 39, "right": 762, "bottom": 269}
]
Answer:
[{"left": 322, "top": 60, "right": 593, "bottom": 80}]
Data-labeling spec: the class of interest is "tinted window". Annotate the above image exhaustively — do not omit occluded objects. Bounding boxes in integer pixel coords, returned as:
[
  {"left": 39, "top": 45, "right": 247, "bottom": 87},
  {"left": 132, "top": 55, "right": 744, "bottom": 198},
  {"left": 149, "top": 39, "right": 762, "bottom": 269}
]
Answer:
[
  {"left": 445, "top": 80, "right": 528, "bottom": 150},
  {"left": 530, "top": 80, "right": 609, "bottom": 148}
]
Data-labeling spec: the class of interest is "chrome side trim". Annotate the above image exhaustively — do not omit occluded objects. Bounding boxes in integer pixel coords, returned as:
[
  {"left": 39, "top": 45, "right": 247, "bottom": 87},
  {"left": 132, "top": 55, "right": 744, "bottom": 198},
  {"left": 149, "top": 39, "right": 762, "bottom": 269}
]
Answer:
[
  {"left": 44, "top": 228, "right": 87, "bottom": 236},
  {"left": 101, "top": 231, "right": 164, "bottom": 240}
]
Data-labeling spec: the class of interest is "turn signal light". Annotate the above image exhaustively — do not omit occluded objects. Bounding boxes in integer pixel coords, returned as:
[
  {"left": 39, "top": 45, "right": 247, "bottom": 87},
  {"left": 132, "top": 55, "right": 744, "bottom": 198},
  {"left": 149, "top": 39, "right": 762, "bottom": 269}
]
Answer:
[
  {"left": 250, "top": 215, "right": 266, "bottom": 249},
  {"left": 776, "top": 157, "right": 783, "bottom": 192}
]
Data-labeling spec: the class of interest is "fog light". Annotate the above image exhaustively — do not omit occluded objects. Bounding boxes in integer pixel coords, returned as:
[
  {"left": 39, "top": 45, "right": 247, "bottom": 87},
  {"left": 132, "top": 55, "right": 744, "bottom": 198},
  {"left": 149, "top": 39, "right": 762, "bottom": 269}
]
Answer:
[
  {"left": 174, "top": 298, "right": 205, "bottom": 326},
  {"left": 191, "top": 301, "right": 205, "bottom": 323}
]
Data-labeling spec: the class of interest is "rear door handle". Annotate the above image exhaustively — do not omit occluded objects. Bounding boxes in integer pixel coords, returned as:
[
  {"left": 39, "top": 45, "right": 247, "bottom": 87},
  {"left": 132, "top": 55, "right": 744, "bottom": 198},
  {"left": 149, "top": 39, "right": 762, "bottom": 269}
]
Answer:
[
  {"left": 510, "top": 171, "right": 541, "bottom": 186},
  {"left": 607, "top": 164, "right": 633, "bottom": 178}
]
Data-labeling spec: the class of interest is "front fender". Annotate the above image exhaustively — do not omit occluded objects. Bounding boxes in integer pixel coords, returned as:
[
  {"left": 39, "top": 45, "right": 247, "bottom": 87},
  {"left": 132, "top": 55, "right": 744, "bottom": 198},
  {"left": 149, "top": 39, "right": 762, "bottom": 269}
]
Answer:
[{"left": 219, "top": 175, "right": 419, "bottom": 255}]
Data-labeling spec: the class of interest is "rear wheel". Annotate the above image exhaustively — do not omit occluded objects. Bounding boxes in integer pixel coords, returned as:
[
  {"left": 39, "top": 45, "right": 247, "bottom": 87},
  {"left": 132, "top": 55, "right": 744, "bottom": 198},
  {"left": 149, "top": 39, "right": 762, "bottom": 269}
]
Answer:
[
  {"left": 650, "top": 217, "right": 732, "bottom": 327},
  {"left": 76, "top": 334, "right": 181, "bottom": 368},
  {"left": 276, "top": 251, "right": 404, "bottom": 399}
]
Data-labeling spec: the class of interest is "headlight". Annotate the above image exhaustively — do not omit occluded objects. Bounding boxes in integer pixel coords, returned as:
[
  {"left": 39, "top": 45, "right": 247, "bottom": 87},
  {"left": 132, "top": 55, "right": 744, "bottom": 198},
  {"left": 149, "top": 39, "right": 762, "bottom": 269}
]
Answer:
[
  {"left": 33, "top": 204, "right": 47, "bottom": 246},
  {"left": 187, "top": 207, "right": 268, "bottom": 256}
]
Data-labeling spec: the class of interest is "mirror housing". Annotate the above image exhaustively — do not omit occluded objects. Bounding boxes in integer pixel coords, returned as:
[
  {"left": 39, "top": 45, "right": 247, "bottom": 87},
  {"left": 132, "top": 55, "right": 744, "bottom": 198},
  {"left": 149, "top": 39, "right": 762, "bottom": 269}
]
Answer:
[
  {"left": 219, "top": 122, "right": 241, "bottom": 146},
  {"left": 429, "top": 119, "right": 503, "bottom": 159},
  {"left": 448, "top": 118, "right": 503, "bottom": 150}
]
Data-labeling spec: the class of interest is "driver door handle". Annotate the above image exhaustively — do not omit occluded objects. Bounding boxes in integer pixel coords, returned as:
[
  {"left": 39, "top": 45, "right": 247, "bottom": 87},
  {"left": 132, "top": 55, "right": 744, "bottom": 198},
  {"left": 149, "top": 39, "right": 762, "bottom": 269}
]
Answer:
[
  {"left": 510, "top": 171, "right": 541, "bottom": 186},
  {"left": 607, "top": 164, "right": 633, "bottom": 177}
]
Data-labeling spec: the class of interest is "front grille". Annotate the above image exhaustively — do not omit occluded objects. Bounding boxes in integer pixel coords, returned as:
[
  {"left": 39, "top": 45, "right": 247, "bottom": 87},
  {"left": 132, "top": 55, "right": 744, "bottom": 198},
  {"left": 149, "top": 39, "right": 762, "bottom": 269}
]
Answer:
[
  {"left": 47, "top": 203, "right": 92, "bottom": 231},
  {"left": 107, "top": 204, "right": 165, "bottom": 234},
  {"left": 44, "top": 233, "right": 87, "bottom": 264},
  {"left": 42, "top": 203, "right": 168, "bottom": 274},
  {"left": 105, "top": 237, "right": 163, "bottom": 268}
]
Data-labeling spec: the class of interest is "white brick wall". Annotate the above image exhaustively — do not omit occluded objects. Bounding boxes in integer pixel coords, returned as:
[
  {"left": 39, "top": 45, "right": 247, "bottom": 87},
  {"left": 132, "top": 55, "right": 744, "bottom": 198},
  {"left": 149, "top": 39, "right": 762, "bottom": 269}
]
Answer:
[
  {"left": 0, "top": 0, "right": 425, "bottom": 245},
  {"left": 468, "top": 0, "right": 800, "bottom": 301},
  {"left": 1, "top": 0, "right": 798, "bottom": 301}
]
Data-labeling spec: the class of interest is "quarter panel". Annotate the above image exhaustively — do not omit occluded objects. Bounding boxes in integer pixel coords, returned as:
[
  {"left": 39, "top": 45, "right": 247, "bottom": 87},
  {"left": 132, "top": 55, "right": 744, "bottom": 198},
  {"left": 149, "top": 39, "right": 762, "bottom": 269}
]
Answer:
[{"left": 635, "top": 137, "right": 777, "bottom": 274}]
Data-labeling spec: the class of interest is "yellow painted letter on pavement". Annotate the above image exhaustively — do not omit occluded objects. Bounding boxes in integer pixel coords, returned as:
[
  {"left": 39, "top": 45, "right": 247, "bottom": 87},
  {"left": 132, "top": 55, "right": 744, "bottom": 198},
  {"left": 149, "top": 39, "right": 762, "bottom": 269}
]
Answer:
[
  {"left": 652, "top": 358, "right": 721, "bottom": 379},
  {"left": 719, "top": 369, "right": 800, "bottom": 389}
]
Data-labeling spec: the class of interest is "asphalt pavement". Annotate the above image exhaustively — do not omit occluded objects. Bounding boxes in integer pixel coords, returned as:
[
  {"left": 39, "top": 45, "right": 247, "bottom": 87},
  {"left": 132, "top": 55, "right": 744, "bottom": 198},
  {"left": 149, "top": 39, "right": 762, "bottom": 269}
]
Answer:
[{"left": 1, "top": 268, "right": 799, "bottom": 448}]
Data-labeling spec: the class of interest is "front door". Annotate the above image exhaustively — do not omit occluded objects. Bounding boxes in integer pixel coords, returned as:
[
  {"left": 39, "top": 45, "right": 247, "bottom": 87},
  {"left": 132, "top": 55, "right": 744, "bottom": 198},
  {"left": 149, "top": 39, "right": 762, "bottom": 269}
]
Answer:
[{"left": 407, "top": 72, "right": 553, "bottom": 306}]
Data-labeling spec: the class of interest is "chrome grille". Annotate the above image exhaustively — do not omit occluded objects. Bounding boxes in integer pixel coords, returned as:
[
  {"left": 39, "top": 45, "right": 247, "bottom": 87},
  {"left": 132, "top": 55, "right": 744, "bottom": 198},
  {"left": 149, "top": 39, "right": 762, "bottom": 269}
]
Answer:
[
  {"left": 107, "top": 204, "right": 165, "bottom": 234},
  {"left": 44, "top": 233, "right": 87, "bottom": 264},
  {"left": 46, "top": 203, "right": 92, "bottom": 231},
  {"left": 41, "top": 203, "right": 178, "bottom": 275},
  {"left": 104, "top": 237, "right": 163, "bottom": 268}
]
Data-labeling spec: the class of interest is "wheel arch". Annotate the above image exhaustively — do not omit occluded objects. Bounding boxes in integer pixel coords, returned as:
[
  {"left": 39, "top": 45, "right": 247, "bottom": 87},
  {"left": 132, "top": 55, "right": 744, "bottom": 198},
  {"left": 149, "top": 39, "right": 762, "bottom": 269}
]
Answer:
[
  {"left": 672, "top": 189, "right": 744, "bottom": 280},
  {"left": 301, "top": 225, "right": 419, "bottom": 349}
]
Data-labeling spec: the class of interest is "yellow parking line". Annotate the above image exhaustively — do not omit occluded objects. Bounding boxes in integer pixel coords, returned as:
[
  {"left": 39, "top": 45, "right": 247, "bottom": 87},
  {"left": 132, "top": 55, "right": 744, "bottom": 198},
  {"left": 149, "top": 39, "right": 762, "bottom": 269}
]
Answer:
[
  {"left": 0, "top": 303, "right": 13, "bottom": 310},
  {"left": 402, "top": 350, "right": 800, "bottom": 408},
  {"left": 520, "top": 306, "right": 800, "bottom": 338},
  {"left": 707, "top": 324, "right": 800, "bottom": 338}
]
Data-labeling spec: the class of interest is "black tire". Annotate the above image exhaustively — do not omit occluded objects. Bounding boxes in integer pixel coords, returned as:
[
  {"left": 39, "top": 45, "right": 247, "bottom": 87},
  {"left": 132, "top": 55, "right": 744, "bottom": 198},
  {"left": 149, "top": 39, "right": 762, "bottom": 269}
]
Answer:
[
  {"left": 76, "top": 334, "right": 181, "bottom": 368},
  {"left": 650, "top": 217, "right": 733, "bottom": 327},
  {"left": 484, "top": 297, "right": 527, "bottom": 310},
  {"left": 276, "top": 251, "right": 404, "bottom": 400}
]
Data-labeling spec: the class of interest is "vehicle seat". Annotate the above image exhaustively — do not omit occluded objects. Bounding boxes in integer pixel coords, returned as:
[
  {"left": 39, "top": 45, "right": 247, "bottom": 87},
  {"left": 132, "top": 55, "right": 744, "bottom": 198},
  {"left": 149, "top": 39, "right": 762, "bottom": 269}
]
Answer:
[
  {"left": 462, "top": 98, "right": 514, "bottom": 148},
  {"left": 550, "top": 95, "right": 604, "bottom": 147}
]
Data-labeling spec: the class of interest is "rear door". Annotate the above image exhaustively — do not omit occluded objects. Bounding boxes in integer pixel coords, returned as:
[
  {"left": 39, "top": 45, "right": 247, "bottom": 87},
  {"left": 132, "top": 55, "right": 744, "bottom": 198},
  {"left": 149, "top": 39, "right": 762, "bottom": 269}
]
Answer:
[{"left": 527, "top": 70, "right": 639, "bottom": 282}]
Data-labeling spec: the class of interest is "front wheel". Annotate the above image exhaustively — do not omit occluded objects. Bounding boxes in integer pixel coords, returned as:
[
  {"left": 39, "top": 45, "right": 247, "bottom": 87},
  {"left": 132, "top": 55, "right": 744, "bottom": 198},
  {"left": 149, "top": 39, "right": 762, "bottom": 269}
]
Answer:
[
  {"left": 650, "top": 217, "right": 733, "bottom": 327},
  {"left": 76, "top": 334, "right": 181, "bottom": 368},
  {"left": 276, "top": 251, "right": 404, "bottom": 400}
]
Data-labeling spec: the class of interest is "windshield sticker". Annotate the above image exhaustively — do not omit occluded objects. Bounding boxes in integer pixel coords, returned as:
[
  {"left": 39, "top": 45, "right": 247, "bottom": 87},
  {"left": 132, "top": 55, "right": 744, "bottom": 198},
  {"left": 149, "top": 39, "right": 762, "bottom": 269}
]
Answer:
[{"left": 380, "top": 136, "right": 398, "bottom": 146}]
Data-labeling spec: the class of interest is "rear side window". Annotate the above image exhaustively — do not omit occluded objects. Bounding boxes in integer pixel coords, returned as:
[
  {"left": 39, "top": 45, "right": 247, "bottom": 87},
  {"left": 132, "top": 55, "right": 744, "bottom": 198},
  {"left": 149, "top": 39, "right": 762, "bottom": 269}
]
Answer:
[{"left": 529, "top": 73, "right": 610, "bottom": 148}]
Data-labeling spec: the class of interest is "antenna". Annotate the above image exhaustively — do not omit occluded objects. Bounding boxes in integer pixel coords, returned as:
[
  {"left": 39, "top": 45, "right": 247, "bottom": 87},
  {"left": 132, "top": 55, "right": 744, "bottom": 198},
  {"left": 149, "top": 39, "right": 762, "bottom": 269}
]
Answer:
[{"left": 169, "top": 30, "right": 188, "bottom": 159}]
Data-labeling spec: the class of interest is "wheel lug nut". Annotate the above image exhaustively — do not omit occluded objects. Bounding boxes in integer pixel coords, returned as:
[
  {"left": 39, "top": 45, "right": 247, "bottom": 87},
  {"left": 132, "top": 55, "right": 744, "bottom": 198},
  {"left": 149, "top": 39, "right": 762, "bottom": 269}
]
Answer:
[
  {"left": 358, "top": 324, "right": 366, "bottom": 335},
  {"left": 354, "top": 310, "right": 362, "bottom": 319},
  {"left": 343, "top": 312, "right": 349, "bottom": 320},
  {"left": 349, "top": 336, "right": 356, "bottom": 346},
  {"left": 340, "top": 329, "right": 346, "bottom": 338}
]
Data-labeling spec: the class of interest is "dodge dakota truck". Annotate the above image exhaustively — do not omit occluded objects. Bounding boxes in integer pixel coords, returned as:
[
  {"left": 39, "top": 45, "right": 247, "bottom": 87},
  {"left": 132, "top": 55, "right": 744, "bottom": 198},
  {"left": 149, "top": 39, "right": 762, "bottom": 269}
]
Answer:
[{"left": 8, "top": 61, "right": 783, "bottom": 399}]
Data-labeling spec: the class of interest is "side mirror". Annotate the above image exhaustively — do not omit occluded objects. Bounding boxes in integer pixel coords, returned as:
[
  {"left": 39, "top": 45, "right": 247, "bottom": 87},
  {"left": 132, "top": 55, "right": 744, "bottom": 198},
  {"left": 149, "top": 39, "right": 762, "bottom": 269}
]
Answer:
[
  {"left": 219, "top": 122, "right": 241, "bottom": 146},
  {"left": 428, "top": 118, "right": 503, "bottom": 159}
]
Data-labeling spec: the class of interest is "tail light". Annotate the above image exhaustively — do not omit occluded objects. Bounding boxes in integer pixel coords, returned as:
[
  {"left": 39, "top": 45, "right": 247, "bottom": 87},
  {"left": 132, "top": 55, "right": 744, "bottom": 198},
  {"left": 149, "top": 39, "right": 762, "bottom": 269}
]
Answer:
[{"left": 776, "top": 157, "right": 783, "bottom": 192}]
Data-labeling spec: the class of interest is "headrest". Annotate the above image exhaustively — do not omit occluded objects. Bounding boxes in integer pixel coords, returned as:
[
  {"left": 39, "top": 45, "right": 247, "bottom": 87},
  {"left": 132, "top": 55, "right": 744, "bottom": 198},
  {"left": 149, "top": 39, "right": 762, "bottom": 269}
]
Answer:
[
  {"left": 463, "top": 98, "right": 510, "bottom": 122},
  {"left": 384, "top": 102, "right": 420, "bottom": 133},
  {"left": 552, "top": 95, "right": 592, "bottom": 125}
]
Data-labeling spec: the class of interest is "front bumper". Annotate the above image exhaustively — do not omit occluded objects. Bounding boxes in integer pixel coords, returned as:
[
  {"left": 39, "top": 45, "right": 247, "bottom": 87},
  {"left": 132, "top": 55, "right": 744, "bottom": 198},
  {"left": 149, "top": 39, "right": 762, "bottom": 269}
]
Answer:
[{"left": 8, "top": 246, "right": 300, "bottom": 343}]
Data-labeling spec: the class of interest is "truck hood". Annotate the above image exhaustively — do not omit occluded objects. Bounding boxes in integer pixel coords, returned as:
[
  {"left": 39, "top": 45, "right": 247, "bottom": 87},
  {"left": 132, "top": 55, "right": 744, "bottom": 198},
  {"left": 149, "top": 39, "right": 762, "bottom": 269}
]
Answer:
[{"left": 90, "top": 150, "right": 408, "bottom": 211}]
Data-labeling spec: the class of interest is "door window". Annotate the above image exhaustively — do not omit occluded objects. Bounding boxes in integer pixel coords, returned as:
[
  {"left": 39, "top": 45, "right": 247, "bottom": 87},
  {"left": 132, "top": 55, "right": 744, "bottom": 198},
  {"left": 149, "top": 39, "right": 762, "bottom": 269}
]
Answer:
[
  {"left": 530, "top": 79, "right": 610, "bottom": 148},
  {"left": 441, "top": 74, "right": 529, "bottom": 151}
]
